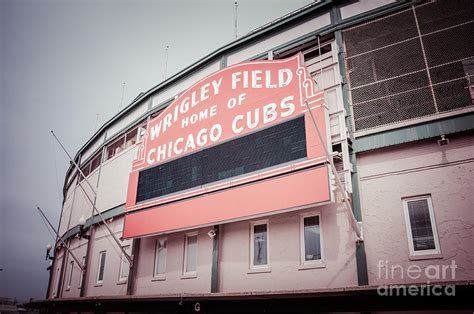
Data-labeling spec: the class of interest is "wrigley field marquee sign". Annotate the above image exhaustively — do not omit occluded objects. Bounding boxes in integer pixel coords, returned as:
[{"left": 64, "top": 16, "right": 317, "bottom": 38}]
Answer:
[{"left": 124, "top": 53, "right": 332, "bottom": 238}]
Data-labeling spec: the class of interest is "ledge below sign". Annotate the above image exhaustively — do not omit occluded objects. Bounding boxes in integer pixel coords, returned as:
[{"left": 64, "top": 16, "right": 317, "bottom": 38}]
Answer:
[{"left": 123, "top": 164, "right": 331, "bottom": 238}]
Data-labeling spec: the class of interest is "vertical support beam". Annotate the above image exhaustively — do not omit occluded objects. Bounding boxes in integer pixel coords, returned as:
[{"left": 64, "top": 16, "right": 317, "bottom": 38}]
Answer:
[
  {"left": 45, "top": 258, "right": 55, "bottom": 299},
  {"left": 329, "top": 4, "right": 341, "bottom": 25},
  {"left": 56, "top": 243, "right": 68, "bottom": 298},
  {"left": 351, "top": 158, "right": 368, "bottom": 286},
  {"left": 81, "top": 145, "right": 106, "bottom": 296},
  {"left": 220, "top": 55, "right": 228, "bottom": 69},
  {"left": 127, "top": 238, "right": 140, "bottom": 295},
  {"left": 210, "top": 225, "right": 220, "bottom": 293},
  {"left": 335, "top": 29, "right": 369, "bottom": 286},
  {"left": 80, "top": 226, "right": 95, "bottom": 297}
]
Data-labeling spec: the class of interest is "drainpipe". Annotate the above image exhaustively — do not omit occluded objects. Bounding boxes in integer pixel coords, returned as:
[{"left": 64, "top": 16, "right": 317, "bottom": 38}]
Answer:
[
  {"left": 80, "top": 226, "right": 94, "bottom": 297},
  {"left": 56, "top": 242, "right": 68, "bottom": 298},
  {"left": 127, "top": 238, "right": 140, "bottom": 295},
  {"left": 334, "top": 29, "right": 369, "bottom": 285},
  {"left": 210, "top": 225, "right": 220, "bottom": 293},
  {"left": 45, "top": 249, "right": 58, "bottom": 299}
]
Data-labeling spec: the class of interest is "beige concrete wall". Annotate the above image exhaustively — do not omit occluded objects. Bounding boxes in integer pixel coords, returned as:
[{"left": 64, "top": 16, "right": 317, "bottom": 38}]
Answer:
[
  {"left": 227, "top": 13, "right": 330, "bottom": 65},
  {"left": 106, "top": 100, "right": 149, "bottom": 141},
  {"left": 69, "top": 171, "right": 99, "bottom": 230},
  {"left": 151, "top": 60, "right": 221, "bottom": 108},
  {"left": 358, "top": 133, "right": 474, "bottom": 285},
  {"left": 340, "top": 0, "right": 396, "bottom": 20},
  {"left": 95, "top": 146, "right": 138, "bottom": 211},
  {"left": 81, "top": 132, "right": 105, "bottom": 162},
  {"left": 58, "top": 184, "right": 76, "bottom": 235}
]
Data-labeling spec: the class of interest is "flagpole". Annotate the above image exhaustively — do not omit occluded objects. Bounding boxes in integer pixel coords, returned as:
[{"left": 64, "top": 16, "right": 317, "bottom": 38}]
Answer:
[
  {"left": 50, "top": 131, "right": 133, "bottom": 265},
  {"left": 36, "top": 205, "right": 85, "bottom": 271}
]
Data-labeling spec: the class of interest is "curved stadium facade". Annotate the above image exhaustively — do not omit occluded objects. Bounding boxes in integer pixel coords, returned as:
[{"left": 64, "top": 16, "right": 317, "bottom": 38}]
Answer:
[{"left": 33, "top": 1, "right": 474, "bottom": 312}]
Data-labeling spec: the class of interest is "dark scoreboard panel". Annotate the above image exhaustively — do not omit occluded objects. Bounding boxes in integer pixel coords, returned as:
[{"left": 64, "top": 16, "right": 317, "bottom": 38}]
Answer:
[{"left": 136, "top": 116, "right": 307, "bottom": 203}]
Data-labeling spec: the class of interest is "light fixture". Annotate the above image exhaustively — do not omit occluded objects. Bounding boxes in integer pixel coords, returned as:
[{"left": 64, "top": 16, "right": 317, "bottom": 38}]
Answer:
[
  {"left": 438, "top": 134, "right": 450, "bottom": 147},
  {"left": 78, "top": 216, "right": 90, "bottom": 240},
  {"left": 45, "top": 243, "right": 54, "bottom": 260},
  {"left": 207, "top": 229, "right": 217, "bottom": 238},
  {"left": 47, "top": 260, "right": 53, "bottom": 271}
]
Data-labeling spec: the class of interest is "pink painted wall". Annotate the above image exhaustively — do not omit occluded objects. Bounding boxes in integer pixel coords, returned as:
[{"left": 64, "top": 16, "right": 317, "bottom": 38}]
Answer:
[
  {"left": 130, "top": 203, "right": 358, "bottom": 295},
  {"left": 219, "top": 205, "right": 359, "bottom": 292},
  {"left": 60, "top": 239, "right": 87, "bottom": 298},
  {"left": 49, "top": 250, "right": 64, "bottom": 298},
  {"left": 358, "top": 133, "right": 474, "bottom": 285},
  {"left": 83, "top": 217, "right": 132, "bottom": 297},
  {"left": 133, "top": 227, "right": 213, "bottom": 295}
]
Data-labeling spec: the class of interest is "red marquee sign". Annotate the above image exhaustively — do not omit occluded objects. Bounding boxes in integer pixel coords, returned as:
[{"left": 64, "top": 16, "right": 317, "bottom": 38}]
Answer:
[{"left": 123, "top": 53, "right": 332, "bottom": 238}]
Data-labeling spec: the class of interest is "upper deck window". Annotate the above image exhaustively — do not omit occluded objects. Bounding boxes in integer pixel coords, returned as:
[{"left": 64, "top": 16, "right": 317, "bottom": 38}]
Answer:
[
  {"left": 78, "top": 151, "right": 102, "bottom": 182},
  {"left": 105, "top": 121, "right": 146, "bottom": 161}
]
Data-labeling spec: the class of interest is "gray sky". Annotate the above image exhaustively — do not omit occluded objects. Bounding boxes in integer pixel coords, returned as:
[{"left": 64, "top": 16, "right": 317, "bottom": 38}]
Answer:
[{"left": 0, "top": 0, "right": 312, "bottom": 301}]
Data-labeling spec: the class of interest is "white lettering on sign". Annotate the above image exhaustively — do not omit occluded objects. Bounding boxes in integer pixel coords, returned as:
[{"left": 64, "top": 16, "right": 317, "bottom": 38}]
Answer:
[
  {"left": 144, "top": 57, "right": 303, "bottom": 167},
  {"left": 147, "top": 124, "right": 224, "bottom": 164},
  {"left": 231, "top": 69, "right": 292, "bottom": 89}
]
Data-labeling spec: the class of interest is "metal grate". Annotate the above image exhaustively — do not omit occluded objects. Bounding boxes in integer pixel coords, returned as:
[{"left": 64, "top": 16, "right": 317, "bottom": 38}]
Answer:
[{"left": 343, "top": 0, "right": 474, "bottom": 131}]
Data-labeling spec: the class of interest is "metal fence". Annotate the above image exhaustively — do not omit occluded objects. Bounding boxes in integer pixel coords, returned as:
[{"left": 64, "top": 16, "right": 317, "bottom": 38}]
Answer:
[{"left": 343, "top": 0, "right": 473, "bottom": 132}]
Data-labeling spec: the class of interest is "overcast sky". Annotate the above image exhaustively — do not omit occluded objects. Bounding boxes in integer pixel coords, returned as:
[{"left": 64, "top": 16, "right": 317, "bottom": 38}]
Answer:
[{"left": 0, "top": 0, "right": 312, "bottom": 301}]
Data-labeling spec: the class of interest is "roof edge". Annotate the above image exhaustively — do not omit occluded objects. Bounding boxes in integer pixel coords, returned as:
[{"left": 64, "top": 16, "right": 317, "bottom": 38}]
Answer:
[{"left": 71, "top": 0, "right": 334, "bottom": 163}]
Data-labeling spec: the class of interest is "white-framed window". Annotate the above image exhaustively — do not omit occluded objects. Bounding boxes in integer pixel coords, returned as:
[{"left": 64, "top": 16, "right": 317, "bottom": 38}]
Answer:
[
  {"left": 96, "top": 251, "right": 106, "bottom": 284},
  {"left": 300, "top": 212, "right": 324, "bottom": 265},
  {"left": 403, "top": 195, "right": 441, "bottom": 256},
  {"left": 78, "top": 151, "right": 102, "bottom": 182},
  {"left": 183, "top": 232, "right": 198, "bottom": 276},
  {"left": 154, "top": 238, "right": 167, "bottom": 278},
  {"left": 105, "top": 120, "right": 147, "bottom": 161},
  {"left": 118, "top": 246, "right": 131, "bottom": 282},
  {"left": 66, "top": 260, "right": 74, "bottom": 289},
  {"left": 250, "top": 220, "right": 269, "bottom": 269},
  {"left": 79, "top": 256, "right": 85, "bottom": 289},
  {"left": 106, "top": 135, "right": 126, "bottom": 160}
]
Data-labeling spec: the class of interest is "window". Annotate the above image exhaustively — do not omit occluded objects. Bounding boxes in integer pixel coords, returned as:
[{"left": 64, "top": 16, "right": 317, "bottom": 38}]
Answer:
[
  {"left": 136, "top": 116, "right": 306, "bottom": 202},
  {"left": 106, "top": 121, "right": 146, "bottom": 161},
  {"left": 118, "top": 246, "right": 131, "bottom": 282},
  {"left": 403, "top": 196, "right": 441, "bottom": 256},
  {"left": 79, "top": 256, "right": 85, "bottom": 289},
  {"left": 300, "top": 213, "right": 323, "bottom": 265},
  {"left": 183, "top": 233, "right": 197, "bottom": 276},
  {"left": 67, "top": 261, "right": 74, "bottom": 289},
  {"left": 96, "top": 251, "right": 106, "bottom": 284},
  {"left": 125, "top": 127, "right": 138, "bottom": 148},
  {"left": 78, "top": 151, "right": 102, "bottom": 182},
  {"left": 106, "top": 135, "right": 126, "bottom": 160},
  {"left": 250, "top": 221, "right": 269, "bottom": 269},
  {"left": 90, "top": 152, "right": 102, "bottom": 173},
  {"left": 79, "top": 163, "right": 90, "bottom": 180},
  {"left": 154, "top": 238, "right": 167, "bottom": 278}
]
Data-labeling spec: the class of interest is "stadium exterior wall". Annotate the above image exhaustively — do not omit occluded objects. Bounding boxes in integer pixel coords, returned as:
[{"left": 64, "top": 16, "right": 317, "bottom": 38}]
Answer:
[{"left": 35, "top": 0, "right": 474, "bottom": 312}]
